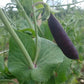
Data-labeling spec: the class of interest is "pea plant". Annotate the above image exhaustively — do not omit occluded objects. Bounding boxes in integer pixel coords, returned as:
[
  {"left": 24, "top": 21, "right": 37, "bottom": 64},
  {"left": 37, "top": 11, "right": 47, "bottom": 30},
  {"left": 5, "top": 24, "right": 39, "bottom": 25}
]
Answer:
[{"left": 0, "top": 0, "right": 83, "bottom": 84}]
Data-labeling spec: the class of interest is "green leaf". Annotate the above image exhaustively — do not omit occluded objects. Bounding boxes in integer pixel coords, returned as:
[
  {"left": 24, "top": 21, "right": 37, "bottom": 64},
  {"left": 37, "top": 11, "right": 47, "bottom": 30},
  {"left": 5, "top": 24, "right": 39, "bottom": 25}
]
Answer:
[
  {"left": 0, "top": 56, "right": 5, "bottom": 72},
  {"left": 19, "top": 28, "right": 35, "bottom": 37},
  {"left": 8, "top": 31, "right": 36, "bottom": 82},
  {"left": 19, "top": 0, "right": 43, "bottom": 15},
  {"left": 39, "top": 21, "right": 54, "bottom": 41},
  {"left": 45, "top": 76, "right": 55, "bottom": 84},
  {"left": 23, "top": 80, "right": 35, "bottom": 84},
  {"left": 19, "top": 0, "right": 32, "bottom": 15},
  {"left": 55, "top": 57, "right": 71, "bottom": 84},
  {"left": 31, "top": 37, "right": 64, "bottom": 82},
  {"left": 8, "top": 31, "right": 65, "bottom": 83}
]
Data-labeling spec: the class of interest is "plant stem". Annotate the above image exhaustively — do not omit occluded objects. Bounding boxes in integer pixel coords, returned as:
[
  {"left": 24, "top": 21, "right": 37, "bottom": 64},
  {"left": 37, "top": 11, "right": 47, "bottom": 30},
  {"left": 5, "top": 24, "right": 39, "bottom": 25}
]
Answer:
[
  {"left": 37, "top": 25, "right": 44, "bottom": 36},
  {"left": 0, "top": 79, "right": 18, "bottom": 84},
  {"left": 15, "top": 0, "right": 44, "bottom": 36},
  {"left": 33, "top": 1, "right": 51, "bottom": 64},
  {"left": 32, "top": 1, "right": 39, "bottom": 64},
  {"left": 15, "top": 0, "right": 34, "bottom": 29},
  {"left": 0, "top": 8, "right": 34, "bottom": 69}
]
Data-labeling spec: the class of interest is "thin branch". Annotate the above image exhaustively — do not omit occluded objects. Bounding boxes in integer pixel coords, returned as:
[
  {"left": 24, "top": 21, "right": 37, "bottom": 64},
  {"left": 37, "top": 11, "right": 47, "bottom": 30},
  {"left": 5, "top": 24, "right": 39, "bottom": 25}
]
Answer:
[
  {"left": 32, "top": 1, "right": 39, "bottom": 64},
  {"left": 15, "top": 0, "right": 34, "bottom": 29}
]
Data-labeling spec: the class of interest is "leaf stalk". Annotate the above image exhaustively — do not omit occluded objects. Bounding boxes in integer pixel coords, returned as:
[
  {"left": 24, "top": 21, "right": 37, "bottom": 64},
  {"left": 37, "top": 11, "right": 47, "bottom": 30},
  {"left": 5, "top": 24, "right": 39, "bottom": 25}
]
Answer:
[{"left": 0, "top": 8, "right": 34, "bottom": 69}]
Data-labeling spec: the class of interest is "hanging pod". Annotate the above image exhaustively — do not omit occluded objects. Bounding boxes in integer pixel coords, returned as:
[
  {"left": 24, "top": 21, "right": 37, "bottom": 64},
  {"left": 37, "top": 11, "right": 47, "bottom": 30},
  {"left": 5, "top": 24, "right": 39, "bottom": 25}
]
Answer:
[{"left": 48, "top": 13, "right": 79, "bottom": 59}]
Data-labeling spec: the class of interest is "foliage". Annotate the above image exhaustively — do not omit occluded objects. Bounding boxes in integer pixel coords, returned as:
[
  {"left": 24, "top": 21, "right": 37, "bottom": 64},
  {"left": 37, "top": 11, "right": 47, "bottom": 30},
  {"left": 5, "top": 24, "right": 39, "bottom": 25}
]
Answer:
[{"left": 0, "top": 0, "right": 84, "bottom": 84}]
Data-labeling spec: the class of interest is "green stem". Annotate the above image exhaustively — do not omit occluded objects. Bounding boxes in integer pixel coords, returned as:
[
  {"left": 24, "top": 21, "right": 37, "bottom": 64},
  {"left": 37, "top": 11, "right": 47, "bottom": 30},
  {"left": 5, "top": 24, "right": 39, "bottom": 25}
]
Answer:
[
  {"left": 0, "top": 79, "right": 18, "bottom": 84},
  {"left": 16, "top": 0, "right": 44, "bottom": 36},
  {"left": 37, "top": 25, "right": 44, "bottom": 36},
  {"left": 0, "top": 8, "right": 34, "bottom": 69},
  {"left": 33, "top": 1, "right": 51, "bottom": 64},
  {"left": 15, "top": 0, "right": 34, "bottom": 29},
  {"left": 33, "top": 2, "right": 50, "bottom": 37},
  {"left": 32, "top": 1, "right": 39, "bottom": 64}
]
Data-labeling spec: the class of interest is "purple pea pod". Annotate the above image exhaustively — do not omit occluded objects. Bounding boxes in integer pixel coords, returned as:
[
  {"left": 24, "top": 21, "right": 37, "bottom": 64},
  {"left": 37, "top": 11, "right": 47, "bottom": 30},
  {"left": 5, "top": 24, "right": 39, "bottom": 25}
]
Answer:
[{"left": 48, "top": 13, "right": 79, "bottom": 59}]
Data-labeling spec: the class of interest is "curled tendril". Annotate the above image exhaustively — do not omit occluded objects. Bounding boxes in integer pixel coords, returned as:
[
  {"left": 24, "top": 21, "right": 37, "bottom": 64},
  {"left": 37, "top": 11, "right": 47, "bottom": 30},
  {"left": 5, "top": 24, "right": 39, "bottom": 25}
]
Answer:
[{"left": 32, "top": 1, "right": 50, "bottom": 21}]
